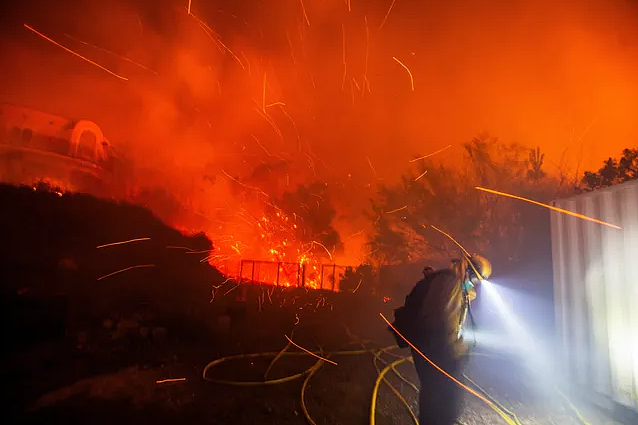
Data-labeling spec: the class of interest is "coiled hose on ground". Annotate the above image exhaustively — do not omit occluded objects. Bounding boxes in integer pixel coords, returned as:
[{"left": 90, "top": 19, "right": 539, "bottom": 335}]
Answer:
[{"left": 202, "top": 321, "right": 590, "bottom": 425}]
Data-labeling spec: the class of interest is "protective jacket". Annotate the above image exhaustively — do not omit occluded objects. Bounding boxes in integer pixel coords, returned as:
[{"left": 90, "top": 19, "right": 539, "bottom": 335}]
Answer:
[{"left": 392, "top": 268, "right": 474, "bottom": 358}]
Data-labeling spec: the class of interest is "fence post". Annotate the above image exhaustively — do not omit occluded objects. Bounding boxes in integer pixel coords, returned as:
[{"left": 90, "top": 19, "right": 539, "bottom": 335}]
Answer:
[
  {"left": 276, "top": 262, "right": 281, "bottom": 286},
  {"left": 297, "top": 263, "right": 301, "bottom": 287},
  {"left": 332, "top": 264, "right": 337, "bottom": 291},
  {"left": 239, "top": 260, "right": 244, "bottom": 284},
  {"left": 251, "top": 261, "right": 255, "bottom": 284},
  {"left": 301, "top": 264, "right": 306, "bottom": 287}
]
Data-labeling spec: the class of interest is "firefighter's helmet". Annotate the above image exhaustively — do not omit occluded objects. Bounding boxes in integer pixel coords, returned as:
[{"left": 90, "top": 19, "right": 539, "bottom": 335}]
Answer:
[{"left": 468, "top": 254, "right": 492, "bottom": 281}]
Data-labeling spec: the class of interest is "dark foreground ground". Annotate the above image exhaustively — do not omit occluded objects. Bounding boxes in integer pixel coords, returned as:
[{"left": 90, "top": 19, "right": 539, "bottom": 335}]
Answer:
[
  {"left": 3, "top": 305, "right": 624, "bottom": 425},
  {"left": 0, "top": 185, "right": 629, "bottom": 424}
]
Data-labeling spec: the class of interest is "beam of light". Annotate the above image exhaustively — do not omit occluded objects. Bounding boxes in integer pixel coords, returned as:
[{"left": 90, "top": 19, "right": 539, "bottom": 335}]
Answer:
[
  {"left": 63, "top": 34, "right": 158, "bottom": 75},
  {"left": 156, "top": 378, "right": 186, "bottom": 384},
  {"left": 24, "top": 24, "right": 128, "bottom": 81},
  {"left": 300, "top": 0, "right": 310, "bottom": 26},
  {"left": 96, "top": 237, "right": 151, "bottom": 249},
  {"left": 392, "top": 56, "right": 414, "bottom": 91},
  {"left": 97, "top": 264, "right": 155, "bottom": 281},
  {"left": 285, "top": 335, "right": 338, "bottom": 365},
  {"left": 475, "top": 186, "right": 622, "bottom": 229},
  {"left": 380, "top": 313, "right": 498, "bottom": 407},
  {"left": 409, "top": 144, "right": 452, "bottom": 163},
  {"left": 366, "top": 156, "right": 378, "bottom": 178},
  {"left": 479, "top": 280, "right": 556, "bottom": 386},
  {"left": 430, "top": 225, "right": 471, "bottom": 257},
  {"left": 385, "top": 205, "right": 407, "bottom": 214},
  {"left": 414, "top": 170, "right": 428, "bottom": 181},
  {"left": 379, "top": 0, "right": 398, "bottom": 29}
]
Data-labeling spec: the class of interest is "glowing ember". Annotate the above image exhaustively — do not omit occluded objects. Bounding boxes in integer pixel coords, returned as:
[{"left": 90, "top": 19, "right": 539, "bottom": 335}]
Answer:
[
  {"left": 392, "top": 56, "right": 414, "bottom": 91},
  {"left": 97, "top": 264, "right": 156, "bottom": 281},
  {"left": 409, "top": 145, "right": 453, "bottom": 163},
  {"left": 96, "top": 238, "right": 151, "bottom": 249},
  {"left": 475, "top": 186, "right": 622, "bottom": 229},
  {"left": 284, "top": 335, "right": 337, "bottom": 365},
  {"left": 23, "top": 24, "right": 128, "bottom": 81},
  {"left": 156, "top": 378, "right": 187, "bottom": 384}
]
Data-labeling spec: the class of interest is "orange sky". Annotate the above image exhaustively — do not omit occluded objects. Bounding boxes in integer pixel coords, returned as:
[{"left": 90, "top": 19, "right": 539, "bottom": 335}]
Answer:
[
  {"left": 1, "top": 0, "right": 636, "bottom": 182},
  {"left": 0, "top": 0, "right": 637, "bottom": 262}
]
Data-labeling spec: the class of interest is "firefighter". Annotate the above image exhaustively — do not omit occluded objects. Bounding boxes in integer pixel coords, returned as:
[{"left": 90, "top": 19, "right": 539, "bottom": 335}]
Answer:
[{"left": 391, "top": 255, "right": 492, "bottom": 425}]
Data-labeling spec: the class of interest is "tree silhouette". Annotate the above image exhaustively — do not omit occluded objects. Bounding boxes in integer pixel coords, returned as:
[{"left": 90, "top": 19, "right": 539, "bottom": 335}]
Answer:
[
  {"left": 579, "top": 148, "right": 638, "bottom": 191},
  {"left": 367, "top": 136, "right": 559, "bottom": 266},
  {"left": 527, "top": 146, "right": 547, "bottom": 182}
]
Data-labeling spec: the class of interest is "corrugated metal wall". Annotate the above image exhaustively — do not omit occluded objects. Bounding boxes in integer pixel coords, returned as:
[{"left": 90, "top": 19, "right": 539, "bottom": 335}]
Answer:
[{"left": 551, "top": 179, "right": 638, "bottom": 412}]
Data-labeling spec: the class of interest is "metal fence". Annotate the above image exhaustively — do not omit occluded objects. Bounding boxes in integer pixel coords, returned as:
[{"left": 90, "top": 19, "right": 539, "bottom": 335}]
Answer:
[{"left": 236, "top": 259, "right": 350, "bottom": 291}]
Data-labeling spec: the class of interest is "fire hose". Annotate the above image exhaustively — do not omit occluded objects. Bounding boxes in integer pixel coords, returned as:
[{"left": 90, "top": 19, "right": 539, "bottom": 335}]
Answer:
[{"left": 201, "top": 319, "right": 565, "bottom": 425}]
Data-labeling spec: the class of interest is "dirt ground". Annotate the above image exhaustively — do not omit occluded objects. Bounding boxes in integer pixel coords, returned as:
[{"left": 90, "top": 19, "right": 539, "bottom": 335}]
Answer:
[
  {"left": 0, "top": 186, "right": 630, "bottom": 425},
  {"left": 3, "top": 292, "right": 625, "bottom": 425}
]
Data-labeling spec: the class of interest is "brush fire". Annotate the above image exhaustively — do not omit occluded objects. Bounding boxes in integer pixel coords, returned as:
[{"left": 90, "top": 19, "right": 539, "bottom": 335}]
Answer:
[{"left": 2, "top": 1, "right": 638, "bottom": 424}]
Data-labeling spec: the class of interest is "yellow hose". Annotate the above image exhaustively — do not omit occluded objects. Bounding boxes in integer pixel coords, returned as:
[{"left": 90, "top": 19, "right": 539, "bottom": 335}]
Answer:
[
  {"left": 372, "top": 348, "right": 419, "bottom": 421},
  {"left": 370, "top": 356, "right": 418, "bottom": 425},
  {"left": 556, "top": 388, "right": 593, "bottom": 425},
  {"left": 203, "top": 322, "right": 526, "bottom": 425}
]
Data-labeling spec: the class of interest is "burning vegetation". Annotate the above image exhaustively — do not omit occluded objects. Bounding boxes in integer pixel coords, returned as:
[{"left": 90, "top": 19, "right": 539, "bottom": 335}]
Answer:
[{"left": 1, "top": 0, "right": 637, "bottom": 288}]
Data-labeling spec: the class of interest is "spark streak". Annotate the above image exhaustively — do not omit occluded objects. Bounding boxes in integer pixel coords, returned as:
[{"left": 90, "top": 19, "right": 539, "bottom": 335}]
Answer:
[
  {"left": 409, "top": 144, "right": 452, "bottom": 162},
  {"left": 380, "top": 0, "right": 398, "bottom": 29},
  {"left": 475, "top": 187, "right": 622, "bottom": 229},
  {"left": 63, "top": 34, "right": 158, "bottom": 75},
  {"left": 366, "top": 156, "right": 378, "bottom": 178},
  {"left": 285, "top": 335, "right": 338, "bottom": 365},
  {"left": 381, "top": 313, "right": 496, "bottom": 406},
  {"left": 414, "top": 170, "right": 428, "bottom": 181},
  {"left": 255, "top": 108, "right": 283, "bottom": 139},
  {"left": 96, "top": 238, "right": 151, "bottom": 249},
  {"left": 24, "top": 24, "right": 128, "bottom": 81},
  {"left": 252, "top": 135, "right": 272, "bottom": 156},
  {"left": 300, "top": 0, "right": 311, "bottom": 26},
  {"left": 341, "top": 21, "right": 347, "bottom": 91},
  {"left": 363, "top": 16, "right": 371, "bottom": 94},
  {"left": 430, "top": 225, "right": 471, "bottom": 257},
  {"left": 311, "top": 241, "right": 333, "bottom": 261},
  {"left": 187, "top": 0, "right": 192, "bottom": 14},
  {"left": 156, "top": 378, "right": 186, "bottom": 384},
  {"left": 392, "top": 56, "right": 414, "bottom": 91},
  {"left": 97, "top": 265, "right": 155, "bottom": 281},
  {"left": 385, "top": 205, "right": 407, "bottom": 214},
  {"left": 222, "top": 170, "right": 269, "bottom": 198},
  {"left": 262, "top": 72, "right": 267, "bottom": 113}
]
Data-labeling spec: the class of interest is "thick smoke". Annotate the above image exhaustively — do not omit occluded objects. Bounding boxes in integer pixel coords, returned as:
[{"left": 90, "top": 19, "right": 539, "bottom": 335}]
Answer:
[{"left": 1, "top": 0, "right": 637, "bottom": 263}]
